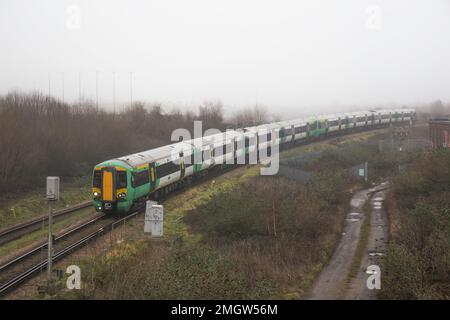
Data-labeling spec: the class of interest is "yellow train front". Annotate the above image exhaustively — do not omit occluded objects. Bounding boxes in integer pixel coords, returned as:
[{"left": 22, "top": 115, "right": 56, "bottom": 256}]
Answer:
[{"left": 92, "top": 160, "right": 135, "bottom": 213}]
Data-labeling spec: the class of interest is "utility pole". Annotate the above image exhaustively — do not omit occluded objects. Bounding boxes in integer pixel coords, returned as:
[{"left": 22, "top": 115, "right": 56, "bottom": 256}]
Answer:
[
  {"left": 46, "top": 177, "right": 59, "bottom": 290},
  {"left": 113, "top": 71, "right": 116, "bottom": 115},
  {"left": 96, "top": 71, "right": 99, "bottom": 110},
  {"left": 48, "top": 72, "right": 51, "bottom": 97},
  {"left": 47, "top": 200, "right": 53, "bottom": 287},
  {"left": 364, "top": 161, "right": 368, "bottom": 182},
  {"left": 61, "top": 72, "right": 65, "bottom": 103},
  {"left": 130, "top": 71, "right": 133, "bottom": 108},
  {"left": 78, "top": 72, "right": 81, "bottom": 102}
]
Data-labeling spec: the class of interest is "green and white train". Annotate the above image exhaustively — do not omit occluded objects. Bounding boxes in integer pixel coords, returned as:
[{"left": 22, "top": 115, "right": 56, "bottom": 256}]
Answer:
[{"left": 92, "top": 108, "right": 416, "bottom": 213}]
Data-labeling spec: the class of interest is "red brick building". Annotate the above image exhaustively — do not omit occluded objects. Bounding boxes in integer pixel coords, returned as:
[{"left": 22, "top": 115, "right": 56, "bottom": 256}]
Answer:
[{"left": 429, "top": 118, "right": 450, "bottom": 149}]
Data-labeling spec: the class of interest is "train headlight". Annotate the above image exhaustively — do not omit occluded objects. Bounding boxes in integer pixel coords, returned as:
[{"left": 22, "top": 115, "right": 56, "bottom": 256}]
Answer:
[
  {"left": 93, "top": 191, "right": 100, "bottom": 197},
  {"left": 118, "top": 192, "right": 126, "bottom": 199}
]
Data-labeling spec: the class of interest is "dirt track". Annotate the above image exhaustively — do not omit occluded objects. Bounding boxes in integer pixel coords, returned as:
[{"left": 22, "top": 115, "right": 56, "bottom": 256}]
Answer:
[{"left": 308, "top": 183, "right": 388, "bottom": 299}]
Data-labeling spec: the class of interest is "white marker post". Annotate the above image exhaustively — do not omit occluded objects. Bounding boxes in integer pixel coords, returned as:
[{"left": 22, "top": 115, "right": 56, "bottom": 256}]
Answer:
[
  {"left": 144, "top": 200, "right": 163, "bottom": 237},
  {"left": 46, "top": 177, "right": 60, "bottom": 288}
]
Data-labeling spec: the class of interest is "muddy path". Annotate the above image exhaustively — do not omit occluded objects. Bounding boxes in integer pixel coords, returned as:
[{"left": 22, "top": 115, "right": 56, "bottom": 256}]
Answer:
[
  {"left": 345, "top": 188, "right": 389, "bottom": 299},
  {"left": 308, "top": 182, "right": 389, "bottom": 300}
]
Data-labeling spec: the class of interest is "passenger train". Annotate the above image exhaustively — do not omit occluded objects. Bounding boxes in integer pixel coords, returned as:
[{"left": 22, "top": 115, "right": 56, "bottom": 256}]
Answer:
[{"left": 92, "top": 108, "right": 416, "bottom": 213}]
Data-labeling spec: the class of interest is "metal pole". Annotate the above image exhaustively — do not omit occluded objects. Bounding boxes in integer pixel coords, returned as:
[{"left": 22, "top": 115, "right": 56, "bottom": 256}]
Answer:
[
  {"left": 61, "top": 72, "right": 65, "bottom": 103},
  {"left": 48, "top": 72, "right": 51, "bottom": 97},
  {"left": 130, "top": 72, "right": 133, "bottom": 108},
  {"left": 78, "top": 72, "right": 81, "bottom": 102},
  {"left": 47, "top": 201, "right": 53, "bottom": 287},
  {"left": 96, "top": 71, "right": 99, "bottom": 110},
  {"left": 113, "top": 72, "right": 116, "bottom": 115},
  {"left": 365, "top": 161, "right": 368, "bottom": 182}
]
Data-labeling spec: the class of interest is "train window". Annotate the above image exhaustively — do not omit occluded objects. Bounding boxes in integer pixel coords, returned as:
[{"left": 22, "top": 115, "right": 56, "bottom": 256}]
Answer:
[
  {"left": 156, "top": 161, "right": 179, "bottom": 178},
  {"left": 93, "top": 171, "right": 102, "bottom": 188},
  {"left": 260, "top": 132, "right": 271, "bottom": 142},
  {"left": 203, "top": 149, "right": 211, "bottom": 162},
  {"left": 191, "top": 152, "right": 202, "bottom": 165},
  {"left": 132, "top": 170, "right": 149, "bottom": 187},
  {"left": 295, "top": 126, "right": 307, "bottom": 134},
  {"left": 329, "top": 120, "right": 339, "bottom": 127},
  {"left": 116, "top": 171, "right": 127, "bottom": 188},
  {"left": 184, "top": 155, "right": 192, "bottom": 167},
  {"left": 222, "top": 144, "right": 233, "bottom": 155},
  {"left": 214, "top": 146, "right": 223, "bottom": 157}
]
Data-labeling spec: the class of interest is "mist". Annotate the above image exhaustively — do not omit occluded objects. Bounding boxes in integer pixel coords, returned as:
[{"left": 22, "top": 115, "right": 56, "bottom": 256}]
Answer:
[{"left": 1, "top": 0, "right": 450, "bottom": 117}]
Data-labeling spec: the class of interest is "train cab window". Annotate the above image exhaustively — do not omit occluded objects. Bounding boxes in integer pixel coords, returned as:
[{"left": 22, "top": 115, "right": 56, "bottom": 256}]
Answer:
[
  {"left": 116, "top": 171, "right": 127, "bottom": 188},
  {"left": 93, "top": 171, "right": 102, "bottom": 188},
  {"left": 132, "top": 170, "right": 150, "bottom": 187}
]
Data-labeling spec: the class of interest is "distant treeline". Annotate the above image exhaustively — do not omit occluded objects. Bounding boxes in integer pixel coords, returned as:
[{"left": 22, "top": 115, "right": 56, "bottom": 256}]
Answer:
[{"left": 0, "top": 92, "right": 269, "bottom": 193}]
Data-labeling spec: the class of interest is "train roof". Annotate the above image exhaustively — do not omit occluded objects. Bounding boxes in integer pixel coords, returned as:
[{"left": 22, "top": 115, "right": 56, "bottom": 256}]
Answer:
[
  {"left": 117, "top": 141, "right": 193, "bottom": 167},
  {"left": 96, "top": 108, "right": 416, "bottom": 169}
]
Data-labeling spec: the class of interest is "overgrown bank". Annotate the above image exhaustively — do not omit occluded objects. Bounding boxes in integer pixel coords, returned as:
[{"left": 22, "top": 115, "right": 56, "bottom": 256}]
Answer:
[
  {"left": 47, "top": 128, "right": 429, "bottom": 300},
  {"left": 381, "top": 149, "right": 450, "bottom": 299}
]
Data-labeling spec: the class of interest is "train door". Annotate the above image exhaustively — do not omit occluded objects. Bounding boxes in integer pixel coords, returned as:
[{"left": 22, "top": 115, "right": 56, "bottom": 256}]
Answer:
[
  {"left": 233, "top": 138, "right": 238, "bottom": 163},
  {"left": 179, "top": 153, "right": 185, "bottom": 178},
  {"left": 149, "top": 162, "right": 157, "bottom": 191},
  {"left": 210, "top": 144, "right": 215, "bottom": 166},
  {"left": 101, "top": 167, "right": 115, "bottom": 208}
]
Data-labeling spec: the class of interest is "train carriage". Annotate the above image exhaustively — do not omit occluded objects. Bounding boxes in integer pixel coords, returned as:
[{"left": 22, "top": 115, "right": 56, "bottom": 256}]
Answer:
[{"left": 92, "top": 108, "right": 416, "bottom": 214}]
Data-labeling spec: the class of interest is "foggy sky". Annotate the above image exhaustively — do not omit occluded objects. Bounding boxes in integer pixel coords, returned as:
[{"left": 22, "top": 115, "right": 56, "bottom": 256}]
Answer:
[{"left": 1, "top": 0, "right": 449, "bottom": 117}]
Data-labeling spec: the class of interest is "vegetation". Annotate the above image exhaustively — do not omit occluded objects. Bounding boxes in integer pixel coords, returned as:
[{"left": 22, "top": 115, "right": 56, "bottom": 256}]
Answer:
[
  {"left": 0, "top": 92, "right": 229, "bottom": 194},
  {"left": 55, "top": 128, "right": 415, "bottom": 300},
  {"left": 0, "top": 177, "right": 91, "bottom": 229},
  {"left": 381, "top": 149, "right": 450, "bottom": 299},
  {"left": 58, "top": 159, "right": 353, "bottom": 299}
]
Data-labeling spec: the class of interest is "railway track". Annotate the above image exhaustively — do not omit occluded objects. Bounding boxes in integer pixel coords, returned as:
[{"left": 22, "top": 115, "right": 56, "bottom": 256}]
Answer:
[
  {"left": 0, "top": 200, "right": 92, "bottom": 246},
  {"left": 0, "top": 210, "right": 141, "bottom": 297}
]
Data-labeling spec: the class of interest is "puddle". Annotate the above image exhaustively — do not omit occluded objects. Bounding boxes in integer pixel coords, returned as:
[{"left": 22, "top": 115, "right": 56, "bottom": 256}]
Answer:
[
  {"left": 373, "top": 201, "right": 382, "bottom": 206},
  {"left": 368, "top": 252, "right": 384, "bottom": 257},
  {"left": 373, "top": 197, "right": 384, "bottom": 202},
  {"left": 348, "top": 212, "right": 361, "bottom": 216},
  {"left": 346, "top": 218, "right": 360, "bottom": 222}
]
